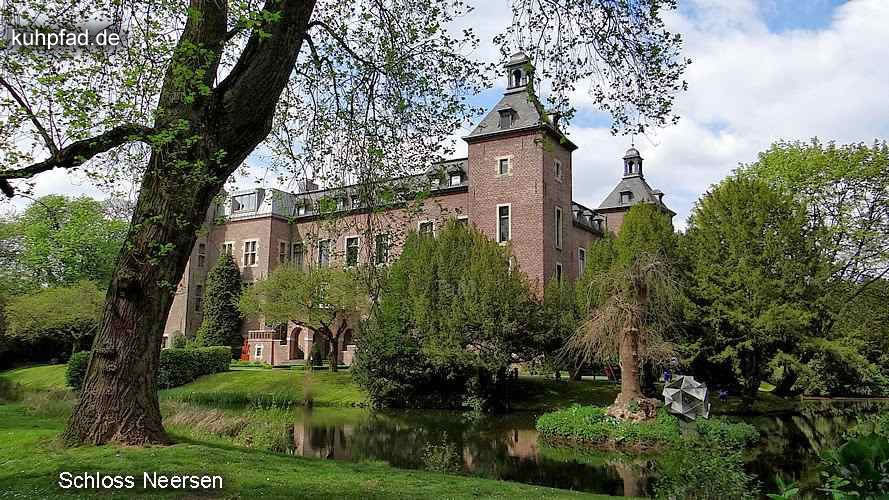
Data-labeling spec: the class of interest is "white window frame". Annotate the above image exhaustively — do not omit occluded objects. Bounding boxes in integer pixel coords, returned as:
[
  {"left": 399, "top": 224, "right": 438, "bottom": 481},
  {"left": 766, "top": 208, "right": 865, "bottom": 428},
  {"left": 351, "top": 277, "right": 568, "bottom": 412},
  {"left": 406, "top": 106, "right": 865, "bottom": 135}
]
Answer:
[
  {"left": 456, "top": 215, "right": 469, "bottom": 226},
  {"left": 222, "top": 241, "right": 235, "bottom": 256},
  {"left": 345, "top": 236, "right": 360, "bottom": 267},
  {"left": 554, "top": 207, "right": 563, "bottom": 250},
  {"left": 496, "top": 203, "right": 511, "bottom": 244},
  {"left": 243, "top": 239, "right": 259, "bottom": 267},
  {"left": 554, "top": 159, "right": 563, "bottom": 182},
  {"left": 254, "top": 344, "right": 263, "bottom": 359},
  {"left": 578, "top": 247, "right": 586, "bottom": 274},
  {"left": 278, "top": 240, "right": 289, "bottom": 264},
  {"left": 555, "top": 262, "right": 563, "bottom": 283},
  {"left": 197, "top": 242, "right": 207, "bottom": 267},
  {"left": 291, "top": 241, "right": 305, "bottom": 268},
  {"left": 318, "top": 239, "right": 331, "bottom": 267},
  {"left": 449, "top": 173, "right": 462, "bottom": 186},
  {"left": 418, "top": 220, "right": 434, "bottom": 236},
  {"left": 495, "top": 156, "right": 512, "bottom": 177}
]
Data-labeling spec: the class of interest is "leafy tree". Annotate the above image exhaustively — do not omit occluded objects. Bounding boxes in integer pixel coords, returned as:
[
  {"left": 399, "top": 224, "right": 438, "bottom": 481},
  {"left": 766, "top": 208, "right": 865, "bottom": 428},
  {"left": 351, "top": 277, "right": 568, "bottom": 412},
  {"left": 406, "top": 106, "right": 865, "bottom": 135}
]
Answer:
[
  {"left": 4, "top": 281, "right": 104, "bottom": 359},
  {"left": 354, "top": 220, "right": 537, "bottom": 411},
  {"left": 570, "top": 204, "right": 678, "bottom": 419},
  {"left": 0, "top": 0, "right": 688, "bottom": 445},
  {"left": 0, "top": 196, "right": 126, "bottom": 294},
  {"left": 240, "top": 265, "right": 368, "bottom": 372},
  {"left": 194, "top": 254, "right": 243, "bottom": 355},
  {"left": 682, "top": 175, "right": 824, "bottom": 400},
  {"left": 539, "top": 279, "right": 583, "bottom": 380}
]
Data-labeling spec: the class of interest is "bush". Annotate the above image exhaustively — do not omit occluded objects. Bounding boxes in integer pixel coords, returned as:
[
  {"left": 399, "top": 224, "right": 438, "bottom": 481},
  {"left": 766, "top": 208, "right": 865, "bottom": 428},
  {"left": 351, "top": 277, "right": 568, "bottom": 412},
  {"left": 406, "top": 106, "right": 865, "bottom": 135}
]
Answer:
[
  {"left": 65, "top": 351, "right": 90, "bottom": 390},
  {"left": 655, "top": 446, "right": 759, "bottom": 499},
  {"left": 695, "top": 417, "right": 760, "bottom": 448},
  {"left": 156, "top": 346, "right": 231, "bottom": 389},
  {"left": 171, "top": 333, "right": 187, "bottom": 349}
]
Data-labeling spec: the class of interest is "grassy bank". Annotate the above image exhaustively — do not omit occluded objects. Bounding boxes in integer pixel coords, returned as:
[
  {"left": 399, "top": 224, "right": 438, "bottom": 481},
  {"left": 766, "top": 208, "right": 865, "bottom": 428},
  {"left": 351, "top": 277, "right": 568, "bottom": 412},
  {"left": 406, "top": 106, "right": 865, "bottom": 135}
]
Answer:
[
  {"left": 0, "top": 404, "right": 615, "bottom": 499},
  {"left": 536, "top": 406, "right": 760, "bottom": 449}
]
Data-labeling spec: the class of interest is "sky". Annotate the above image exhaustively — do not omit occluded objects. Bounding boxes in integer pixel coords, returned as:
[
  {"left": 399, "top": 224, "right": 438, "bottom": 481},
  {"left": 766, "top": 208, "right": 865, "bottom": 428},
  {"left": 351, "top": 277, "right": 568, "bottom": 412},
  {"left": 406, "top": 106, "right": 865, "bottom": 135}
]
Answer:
[{"left": 7, "top": 0, "right": 889, "bottom": 230}]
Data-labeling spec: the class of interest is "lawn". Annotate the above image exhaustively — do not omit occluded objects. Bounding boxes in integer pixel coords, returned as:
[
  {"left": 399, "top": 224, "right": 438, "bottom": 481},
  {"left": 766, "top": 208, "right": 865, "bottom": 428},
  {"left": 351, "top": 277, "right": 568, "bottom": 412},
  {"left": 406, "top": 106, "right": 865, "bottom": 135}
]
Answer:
[{"left": 0, "top": 404, "right": 616, "bottom": 499}]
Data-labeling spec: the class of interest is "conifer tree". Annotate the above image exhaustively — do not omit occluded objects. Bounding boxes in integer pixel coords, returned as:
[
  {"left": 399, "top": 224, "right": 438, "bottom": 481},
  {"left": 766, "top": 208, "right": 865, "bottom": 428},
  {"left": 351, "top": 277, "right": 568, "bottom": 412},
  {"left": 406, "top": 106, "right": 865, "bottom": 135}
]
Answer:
[{"left": 195, "top": 254, "right": 243, "bottom": 356}]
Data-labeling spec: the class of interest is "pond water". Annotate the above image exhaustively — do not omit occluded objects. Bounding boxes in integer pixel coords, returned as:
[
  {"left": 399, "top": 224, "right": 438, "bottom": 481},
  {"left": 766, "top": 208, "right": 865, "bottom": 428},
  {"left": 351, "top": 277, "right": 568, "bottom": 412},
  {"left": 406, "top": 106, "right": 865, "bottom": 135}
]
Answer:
[{"left": 274, "top": 400, "right": 887, "bottom": 497}]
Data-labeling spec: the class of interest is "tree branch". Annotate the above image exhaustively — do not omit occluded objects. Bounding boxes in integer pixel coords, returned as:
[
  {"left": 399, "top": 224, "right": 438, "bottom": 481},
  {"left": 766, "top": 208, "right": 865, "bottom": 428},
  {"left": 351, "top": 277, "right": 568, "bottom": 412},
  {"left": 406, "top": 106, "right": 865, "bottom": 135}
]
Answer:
[
  {"left": 0, "top": 124, "right": 154, "bottom": 198},
  {"left": 0, "top": 76, "right": 58, "bottom": 155}
]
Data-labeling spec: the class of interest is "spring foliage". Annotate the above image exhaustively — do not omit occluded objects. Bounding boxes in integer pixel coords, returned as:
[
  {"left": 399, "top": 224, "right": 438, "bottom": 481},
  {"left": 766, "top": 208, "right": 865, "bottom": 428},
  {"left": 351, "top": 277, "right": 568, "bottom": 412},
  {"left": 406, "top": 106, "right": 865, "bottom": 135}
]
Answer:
[{"left": 195, "top": 254, "right": 243, "bottom": 353}]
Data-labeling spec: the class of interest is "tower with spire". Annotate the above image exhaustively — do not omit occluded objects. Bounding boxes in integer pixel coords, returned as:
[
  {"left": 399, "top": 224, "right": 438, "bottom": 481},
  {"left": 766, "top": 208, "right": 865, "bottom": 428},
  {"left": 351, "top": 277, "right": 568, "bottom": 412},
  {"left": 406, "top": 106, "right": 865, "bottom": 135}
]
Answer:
[{"left": 597, "top": 147, "right": 674, "bottom": 233}]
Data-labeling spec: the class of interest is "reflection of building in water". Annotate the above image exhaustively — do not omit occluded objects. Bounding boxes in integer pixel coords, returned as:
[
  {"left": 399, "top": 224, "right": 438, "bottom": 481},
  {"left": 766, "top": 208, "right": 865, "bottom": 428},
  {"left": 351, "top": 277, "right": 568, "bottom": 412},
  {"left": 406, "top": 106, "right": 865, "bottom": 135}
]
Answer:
[
  {"left": 289, "top": 420, "right": 355, "bottom": 460},
  {"left": 506, "top": 429, "right": 539, "bottom": 458}
]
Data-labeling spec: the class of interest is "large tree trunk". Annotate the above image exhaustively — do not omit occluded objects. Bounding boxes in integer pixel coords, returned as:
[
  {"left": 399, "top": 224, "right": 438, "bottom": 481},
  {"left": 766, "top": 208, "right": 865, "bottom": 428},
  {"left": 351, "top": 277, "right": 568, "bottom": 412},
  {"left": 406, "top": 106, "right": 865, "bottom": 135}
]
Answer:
[
  {"left": 64, "top": 0, "right": 316, "bottom": 445},
  {"left": 615, "top": 328, "right": 644, "bottom": 406},
  {"left": 64, "top": 164, "right": 223, "bottom": 445}
]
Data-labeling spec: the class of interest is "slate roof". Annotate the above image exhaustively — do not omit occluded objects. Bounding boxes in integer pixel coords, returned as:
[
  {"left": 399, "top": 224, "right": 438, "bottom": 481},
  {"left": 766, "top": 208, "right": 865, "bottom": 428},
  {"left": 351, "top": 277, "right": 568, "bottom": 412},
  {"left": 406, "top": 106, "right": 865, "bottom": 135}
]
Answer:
[
  {"left": 464, "top": 89, "right": 576, "bottom": 150},
  {"left": 597, "top": 174, "right": 675, "bottom": 215}
]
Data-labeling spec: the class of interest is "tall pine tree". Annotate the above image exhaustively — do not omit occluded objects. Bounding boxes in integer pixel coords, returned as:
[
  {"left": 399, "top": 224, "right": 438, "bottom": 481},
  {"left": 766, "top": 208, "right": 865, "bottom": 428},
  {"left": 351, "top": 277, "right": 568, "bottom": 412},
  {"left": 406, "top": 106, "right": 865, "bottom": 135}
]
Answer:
[{"left": 195, "top": 254, "right": 243, "bottom": 356}]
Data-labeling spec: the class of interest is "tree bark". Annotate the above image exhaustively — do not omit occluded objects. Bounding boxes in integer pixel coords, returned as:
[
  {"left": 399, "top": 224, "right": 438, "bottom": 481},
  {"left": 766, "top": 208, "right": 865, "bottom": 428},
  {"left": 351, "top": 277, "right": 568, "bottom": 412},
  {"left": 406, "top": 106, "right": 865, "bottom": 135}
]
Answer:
[
  {"left": 63, "top": 0, "right": 317, "bottom": 445},
  {"left": 615, "top": 328, "right": 644, "bottom": 406}
]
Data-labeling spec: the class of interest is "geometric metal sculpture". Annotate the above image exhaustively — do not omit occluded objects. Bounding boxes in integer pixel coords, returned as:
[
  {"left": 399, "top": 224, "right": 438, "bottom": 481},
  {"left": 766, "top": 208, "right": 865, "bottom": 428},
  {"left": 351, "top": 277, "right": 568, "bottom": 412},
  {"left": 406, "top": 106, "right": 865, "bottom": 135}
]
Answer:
[{"left": 662, "top": 375, "right": 710, "bottom": 420}]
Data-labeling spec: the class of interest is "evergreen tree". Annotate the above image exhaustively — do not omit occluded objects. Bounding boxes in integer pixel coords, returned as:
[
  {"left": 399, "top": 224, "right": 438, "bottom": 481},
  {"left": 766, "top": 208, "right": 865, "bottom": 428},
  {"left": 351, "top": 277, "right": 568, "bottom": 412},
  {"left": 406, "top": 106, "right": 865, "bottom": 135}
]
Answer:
[
  {"left": 195, "top": 254, "right": 243, "bottom": 356},
  {"left": 682, "top": 174, "right": 823, "bottom": 400}
]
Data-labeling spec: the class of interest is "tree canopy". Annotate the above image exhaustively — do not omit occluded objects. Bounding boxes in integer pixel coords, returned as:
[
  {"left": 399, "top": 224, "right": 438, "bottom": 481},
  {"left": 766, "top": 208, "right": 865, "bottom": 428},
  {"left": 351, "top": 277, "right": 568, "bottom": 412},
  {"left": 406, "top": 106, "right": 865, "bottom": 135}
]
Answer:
[{"left": 195, "top": 253, "right": 243, "bottom": 353}]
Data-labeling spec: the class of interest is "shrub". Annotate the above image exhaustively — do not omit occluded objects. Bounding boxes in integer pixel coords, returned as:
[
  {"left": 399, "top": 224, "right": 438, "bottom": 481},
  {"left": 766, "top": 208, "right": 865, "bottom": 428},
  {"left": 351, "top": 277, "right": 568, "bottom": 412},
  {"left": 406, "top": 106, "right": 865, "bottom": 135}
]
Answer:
[
  {"left": 695, "top": 417, "right": 760, "bottom": 448},
  {"left": 157, "top": 346, "right": 231, "bottom": 389},
  {"left": 171, "top": 333, "right": 187, "bottom": 349},
  {"left": 655, "top": 446, "right": 759, "bottom": 499},
  {"left": 820, "top": 433, "right": 889, "bottom": 497},
  {"left": 65, "top": 351, "right": 90, "bottom": 390}
]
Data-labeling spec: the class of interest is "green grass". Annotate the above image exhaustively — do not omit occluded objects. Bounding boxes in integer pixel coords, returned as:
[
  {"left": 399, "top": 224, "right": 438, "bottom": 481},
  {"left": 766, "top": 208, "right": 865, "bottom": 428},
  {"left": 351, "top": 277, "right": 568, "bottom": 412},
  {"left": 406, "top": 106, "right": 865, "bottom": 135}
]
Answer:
[
  {"left": 536, "top": 405, "right": 760, "bottom": 449},
  {"left": 0, "top": 364, "right": 68, "bottom": 391},
  {"left": 511, "top": 377, "right": 619, "bottom": 411},
  {"left": 0, "top": 404, "right": 615, "bottom": 499}
]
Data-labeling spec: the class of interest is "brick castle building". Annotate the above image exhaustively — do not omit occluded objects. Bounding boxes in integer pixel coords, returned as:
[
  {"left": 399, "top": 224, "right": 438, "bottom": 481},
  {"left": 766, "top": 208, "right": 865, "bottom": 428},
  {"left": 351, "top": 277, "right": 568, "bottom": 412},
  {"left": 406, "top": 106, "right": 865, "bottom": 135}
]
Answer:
[{"left": 163, "top": 53, "right": 674, "bottom": 365}]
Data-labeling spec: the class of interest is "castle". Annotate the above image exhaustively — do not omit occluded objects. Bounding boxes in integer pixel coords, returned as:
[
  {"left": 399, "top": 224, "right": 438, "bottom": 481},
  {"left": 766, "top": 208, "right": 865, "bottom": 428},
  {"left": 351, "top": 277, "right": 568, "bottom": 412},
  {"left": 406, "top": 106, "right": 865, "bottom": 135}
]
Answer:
[{"left": 163, "top": 53, "right": 674, "bottom": 365}]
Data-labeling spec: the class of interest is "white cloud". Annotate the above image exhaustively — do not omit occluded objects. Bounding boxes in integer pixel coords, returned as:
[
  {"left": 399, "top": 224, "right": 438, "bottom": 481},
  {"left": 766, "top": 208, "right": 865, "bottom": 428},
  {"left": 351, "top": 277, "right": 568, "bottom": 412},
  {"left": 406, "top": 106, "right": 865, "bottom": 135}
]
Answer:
[{"left": 568, "top": 0, "right": 889, "bottom": 229}]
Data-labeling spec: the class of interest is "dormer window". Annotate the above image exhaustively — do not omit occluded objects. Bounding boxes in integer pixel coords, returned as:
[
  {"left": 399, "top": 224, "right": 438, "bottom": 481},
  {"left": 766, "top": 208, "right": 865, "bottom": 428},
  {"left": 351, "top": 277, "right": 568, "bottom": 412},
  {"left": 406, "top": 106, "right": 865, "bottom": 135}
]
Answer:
[
  {"left": 296, "top": 204, "right": 306, "bottom": 216},
  {"left": 351, "top": 195, "right": 360, "bottom": 209},
  {"left": 232, "top": 193, "right": 257, "bottom": 212},
  {"left": 449, "top": 173, "right": 462, "bottom": 186},
  {"left": 498, "top": 109, "right": 514, "bottom": 129},
  {"left": 511, "top": 68, "right": 524, "bottom": 88},
  {"left": 620, "top": 191, "right": 634, "bottom": 205}
]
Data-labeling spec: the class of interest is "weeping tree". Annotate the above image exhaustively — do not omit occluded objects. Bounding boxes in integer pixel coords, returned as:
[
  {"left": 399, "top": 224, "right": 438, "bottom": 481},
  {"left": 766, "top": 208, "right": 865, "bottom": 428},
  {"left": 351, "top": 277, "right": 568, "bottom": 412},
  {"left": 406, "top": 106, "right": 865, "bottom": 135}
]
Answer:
[
  {"left": 569, "top": 252, "right": 678, "bottom": 420},
  {"left": 0, "top": 0, "right": 688, "bottom": 445},
  {"left": 569, "top": 204, "right": 678, "bottom": 420}
]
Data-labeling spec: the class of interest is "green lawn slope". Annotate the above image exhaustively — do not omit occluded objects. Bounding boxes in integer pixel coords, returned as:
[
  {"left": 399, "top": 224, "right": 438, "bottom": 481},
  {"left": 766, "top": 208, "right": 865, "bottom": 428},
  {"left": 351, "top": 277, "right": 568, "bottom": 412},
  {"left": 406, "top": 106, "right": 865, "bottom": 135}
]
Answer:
[{"left": 0, "top": 404, "right": 614, "bottom": 499}]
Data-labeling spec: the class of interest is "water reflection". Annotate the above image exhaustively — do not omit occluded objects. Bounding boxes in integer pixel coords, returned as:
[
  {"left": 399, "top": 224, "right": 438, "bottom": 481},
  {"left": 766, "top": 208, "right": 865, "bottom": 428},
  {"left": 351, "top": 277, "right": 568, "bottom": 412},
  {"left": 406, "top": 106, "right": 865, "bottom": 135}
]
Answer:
[{"left": 275, "top": 400, "right": 888, "bottom": 497}]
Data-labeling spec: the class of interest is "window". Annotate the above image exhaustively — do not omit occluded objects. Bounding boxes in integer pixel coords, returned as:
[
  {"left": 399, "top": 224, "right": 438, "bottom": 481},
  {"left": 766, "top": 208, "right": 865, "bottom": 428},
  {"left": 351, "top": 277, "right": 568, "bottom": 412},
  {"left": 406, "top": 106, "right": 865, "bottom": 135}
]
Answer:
[
  {"left": 449, "top": 173, "right": 462, "bottom": 186},
  {"left": 419, "top": 221, "right": 433, "bottom": 236},
  {"left": 162, "top": 336, "right": 169, "bottom": 349},
  {"left": 232, "top": 193, "right": 257, "bottom": 212},
  {"left": 555, "top": 207, "right": 563, "bottom": 250},
  {"left": 620, "top": 191, "right": 634, "bottom": 205},
  {"left": 498, "top": 158, "right": 510, "bottom": 176},
  {"left": 375, "top": 234, "right": 390, "bottom": 265},
  {"left": 243, "top": 240, "right": 258, "bottom": 266},
  {"left": 345, "top": 236, "right": 359, "bottom": 267},
  {"left": 456, "top": 215, "right": 469, "bottom": 226},
  {"left": 555, "top": 263, "right": 563, "bottom": 284},
  {"left": 279, "top": 241, "right": 288, "bottom": 264},
  {"left": 498, "top": 109, "right": 513, "bottom": 128},
  {"left": 291, "top": 242, "right": 304, "bottom": 268},
  {"left": 295, "top": 205, "right": 307, "bottom": 216},
  {"left": 351, "top": 195, "right": 360, "bottom": 209},
  {"left": 222, "top": 242, "right": 234, "bottom": 255},
  {"left": 554, "top": 160, "right": 563, "bottom": 181},
  {"left": 318, "top": 240, "right": 330, "bottom": 267},
  {"left": 578, "top": 247, "right": 587, "bottom": 274},
  {"left": 197, "top": 243, "right": 206, "bottom": 267},
  {"left": 254, "top": 344, "right": 263, "bottom": 359},
  {"left": 194, "top": 284, "right": 203, "bottom": 312},
  {"left": 497, "top": 204, "right": 511, "bottom": 243}
]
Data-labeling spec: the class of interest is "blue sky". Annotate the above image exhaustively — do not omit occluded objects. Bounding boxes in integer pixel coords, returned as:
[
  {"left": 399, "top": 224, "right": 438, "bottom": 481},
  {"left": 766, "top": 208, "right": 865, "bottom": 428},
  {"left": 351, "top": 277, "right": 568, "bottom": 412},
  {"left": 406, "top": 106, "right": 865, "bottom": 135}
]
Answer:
[{"left": 8, "top": 0, "right": 888, "bottom": 233}]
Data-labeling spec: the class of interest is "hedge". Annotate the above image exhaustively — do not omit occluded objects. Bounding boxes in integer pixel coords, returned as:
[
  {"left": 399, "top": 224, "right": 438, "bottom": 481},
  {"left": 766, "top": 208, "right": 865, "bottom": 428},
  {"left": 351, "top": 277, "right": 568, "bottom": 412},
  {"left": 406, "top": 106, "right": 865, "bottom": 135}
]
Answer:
[{"left": 66, "top": 346, "right": 231, "bottom": 391}]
